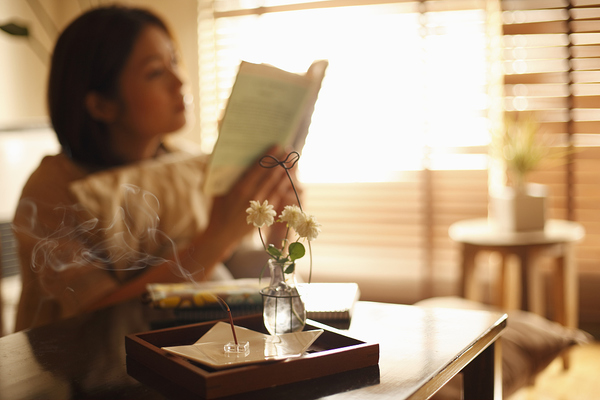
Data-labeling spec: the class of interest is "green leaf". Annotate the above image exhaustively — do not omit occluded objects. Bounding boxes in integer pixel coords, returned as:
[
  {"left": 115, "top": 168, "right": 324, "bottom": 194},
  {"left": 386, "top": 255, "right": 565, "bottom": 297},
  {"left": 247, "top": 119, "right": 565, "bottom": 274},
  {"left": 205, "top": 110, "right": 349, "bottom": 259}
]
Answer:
[
  {"left": 284, "top": 262, "right": 296, "bottom": 274},
  {"left": 267, "top": 245, "right": 282, "bottom": 258},
  {"left": 0, "top": 23, "right": 29, "bottom": 37},
  {"left": 288, "top": 242, "right": 305, "bottom": 261}
]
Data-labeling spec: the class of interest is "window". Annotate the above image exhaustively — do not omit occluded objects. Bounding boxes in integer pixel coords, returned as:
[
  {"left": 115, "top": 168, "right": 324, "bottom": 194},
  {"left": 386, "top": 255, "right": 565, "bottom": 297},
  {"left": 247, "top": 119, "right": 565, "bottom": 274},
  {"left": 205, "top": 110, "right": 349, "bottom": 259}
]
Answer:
[
  {"left": 502, "top": 0, "right": 600, "bottom": 281},
  {"left": 197, "top": 0, "right": 502, "bottom": 302}
]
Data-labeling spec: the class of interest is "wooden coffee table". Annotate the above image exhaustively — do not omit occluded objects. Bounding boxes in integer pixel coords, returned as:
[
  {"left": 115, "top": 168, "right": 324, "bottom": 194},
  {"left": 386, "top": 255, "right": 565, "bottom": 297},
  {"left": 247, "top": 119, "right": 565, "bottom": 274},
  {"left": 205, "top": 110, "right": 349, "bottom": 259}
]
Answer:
[
  {"left": 0, "top": 300, "right": 506, "bottom": 400},
  {"left": 336, "top": 301, "right": 506, "bottom": 400}
]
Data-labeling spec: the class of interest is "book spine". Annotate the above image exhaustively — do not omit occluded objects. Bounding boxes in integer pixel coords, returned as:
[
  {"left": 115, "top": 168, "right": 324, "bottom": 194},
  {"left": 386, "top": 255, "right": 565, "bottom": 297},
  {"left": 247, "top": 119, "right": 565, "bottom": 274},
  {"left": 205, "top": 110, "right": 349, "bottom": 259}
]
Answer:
[{"left": 149, "top": 291, "right": 263, "bottom": 309}]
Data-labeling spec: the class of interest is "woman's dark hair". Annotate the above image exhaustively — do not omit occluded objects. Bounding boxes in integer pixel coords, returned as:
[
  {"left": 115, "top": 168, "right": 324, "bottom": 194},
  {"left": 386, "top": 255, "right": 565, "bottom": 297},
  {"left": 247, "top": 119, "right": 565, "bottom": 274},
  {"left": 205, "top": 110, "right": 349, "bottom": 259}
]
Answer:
[{"left": 48, "top": 5, "right": 172, "bottom": 168}]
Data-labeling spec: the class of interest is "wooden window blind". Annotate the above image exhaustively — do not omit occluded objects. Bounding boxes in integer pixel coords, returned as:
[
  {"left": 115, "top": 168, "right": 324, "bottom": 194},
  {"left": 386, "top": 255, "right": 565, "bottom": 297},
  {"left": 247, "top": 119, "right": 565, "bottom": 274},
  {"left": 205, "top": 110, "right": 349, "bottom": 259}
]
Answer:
[
  {"left": 197, "top": 0, "right": 500, "bottom": 303},
  {"left": 501, "top": 0, "right": 600, "bottom": 279}
]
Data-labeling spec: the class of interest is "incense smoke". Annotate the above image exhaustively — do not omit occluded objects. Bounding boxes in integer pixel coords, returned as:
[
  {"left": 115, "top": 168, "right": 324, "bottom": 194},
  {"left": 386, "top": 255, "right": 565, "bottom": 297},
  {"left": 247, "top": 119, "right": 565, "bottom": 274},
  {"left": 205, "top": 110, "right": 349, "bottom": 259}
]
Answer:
[{"left": 12, "top": 184, "right": 204, "bottom": 298}]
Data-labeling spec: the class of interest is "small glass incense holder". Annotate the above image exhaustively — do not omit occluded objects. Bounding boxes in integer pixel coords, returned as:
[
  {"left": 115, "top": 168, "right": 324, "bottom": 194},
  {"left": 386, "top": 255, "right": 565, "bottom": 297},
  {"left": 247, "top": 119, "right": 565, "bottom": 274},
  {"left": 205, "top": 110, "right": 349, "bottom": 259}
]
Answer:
[
  {"left": 219, "top": 296, "right": 250, "bottom": 356},
  {"left": 224, "top": 341, "right": 250, "bottom": 355}
]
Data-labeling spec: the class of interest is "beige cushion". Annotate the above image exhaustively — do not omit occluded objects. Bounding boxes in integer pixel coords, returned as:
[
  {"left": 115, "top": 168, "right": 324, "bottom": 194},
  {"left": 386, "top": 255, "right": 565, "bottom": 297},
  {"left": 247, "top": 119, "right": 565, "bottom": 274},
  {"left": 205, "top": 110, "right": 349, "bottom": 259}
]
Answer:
[{"left": 415, "top": 296, "right": 593, "bottom": 398}]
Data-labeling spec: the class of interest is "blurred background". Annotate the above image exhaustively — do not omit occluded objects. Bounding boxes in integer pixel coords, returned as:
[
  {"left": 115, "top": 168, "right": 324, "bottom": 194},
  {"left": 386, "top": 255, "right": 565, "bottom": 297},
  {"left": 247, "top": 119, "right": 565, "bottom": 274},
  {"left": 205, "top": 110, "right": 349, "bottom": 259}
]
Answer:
[{"left": 1, "top": 0, "right": 599, "bottom": 339}]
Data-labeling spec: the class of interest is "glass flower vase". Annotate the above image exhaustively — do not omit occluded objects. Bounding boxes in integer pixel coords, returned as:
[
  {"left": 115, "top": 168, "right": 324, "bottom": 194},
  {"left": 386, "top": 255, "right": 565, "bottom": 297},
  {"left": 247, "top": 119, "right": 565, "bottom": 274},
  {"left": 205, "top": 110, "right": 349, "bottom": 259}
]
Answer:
[{"left": 260, "top": 259, "right": 306, "bottom": 335}]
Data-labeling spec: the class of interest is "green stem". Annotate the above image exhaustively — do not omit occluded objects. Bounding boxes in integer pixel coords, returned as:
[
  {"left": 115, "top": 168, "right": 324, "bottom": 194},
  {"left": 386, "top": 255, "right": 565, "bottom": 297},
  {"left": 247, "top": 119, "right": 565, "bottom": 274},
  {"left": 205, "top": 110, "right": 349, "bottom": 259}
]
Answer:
[
  {"left": 308, "top": 241, "right": 313, "bottom": 284},
  {"left": 280, "top": 264, "right": 304, "bottom": 324},
  {"left": 258, "top": 228, "right": 267, "bottom": 252},
  {"left": 291, "top": 304, "right": 304, "bottom": 324},
  {"left": 280, "top": 263, "right": 286, "bottom": 278},
  {"left": 282, "top": 226, "right": 290, "bottom": 254}
]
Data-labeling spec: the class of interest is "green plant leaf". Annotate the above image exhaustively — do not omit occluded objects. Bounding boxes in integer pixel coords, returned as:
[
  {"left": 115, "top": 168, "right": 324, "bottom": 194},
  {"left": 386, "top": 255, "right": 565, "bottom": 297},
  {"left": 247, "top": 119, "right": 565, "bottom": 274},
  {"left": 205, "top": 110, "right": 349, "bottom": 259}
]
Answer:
[
  {"left": 288, "top": 242, "right": 305, "bottom": 261},
  {"left": 284, "top": 262, "right": 296, "bottom": 274},
  {"left": 267, "top": 245, "right": 282, "bottom": 258},
  {"left": 0, "top": 23, "right": 29, "bottom": 37}
]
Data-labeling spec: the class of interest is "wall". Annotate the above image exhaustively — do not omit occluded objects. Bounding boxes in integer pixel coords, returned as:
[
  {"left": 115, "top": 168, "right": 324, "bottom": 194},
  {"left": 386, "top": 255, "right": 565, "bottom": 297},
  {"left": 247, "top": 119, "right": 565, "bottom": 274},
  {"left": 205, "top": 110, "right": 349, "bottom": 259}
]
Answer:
[
  {"left": 0, "top": 1, "right": 54, "bottom": 125},
  {"left": 0, "top": 0, "right": 201, "bottom": 142},
  {"left": 0, "top": 0, "right": 202, "bottom": 220}
]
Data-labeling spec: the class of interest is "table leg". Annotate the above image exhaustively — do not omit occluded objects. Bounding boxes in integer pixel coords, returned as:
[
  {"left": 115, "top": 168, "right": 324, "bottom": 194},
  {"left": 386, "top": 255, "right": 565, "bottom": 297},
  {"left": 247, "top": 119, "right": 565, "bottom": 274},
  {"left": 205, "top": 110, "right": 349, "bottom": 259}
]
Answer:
[
  {"left": 496, "top": 253, "right": 507, "bottom": 309},
  {"left": 554, "top": 256, "right": 566, "bottom": 327},
  {"left": 461, "top": 244, "right": 478, "bottom": 301},
  {"left": 0, "top": 240, "right": 3, "bottom": 336},
  {"left": 462, "top": 340, "right": 502, "bottom": 400},
  {"left": 516, "top": 248, "right": 531, "bottom": 311},
  {"left": 561, "top": 244, "right": 578, "bottom": 329},
  {"left": 554, "top": 244, "right": 578, "bottom": 369},
  {"left": 516, "top": 247, "right": 545, "bottom": 315},
  {"left": 528, "top": 247, "right": 546, "bottom": 317}
]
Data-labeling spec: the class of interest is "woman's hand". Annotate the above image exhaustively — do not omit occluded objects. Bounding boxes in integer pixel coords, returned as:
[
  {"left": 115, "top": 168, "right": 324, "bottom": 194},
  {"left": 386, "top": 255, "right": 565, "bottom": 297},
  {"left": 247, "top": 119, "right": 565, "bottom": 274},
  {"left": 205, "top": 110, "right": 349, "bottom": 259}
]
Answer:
[
  {"left": 89, "top": 147, "right": 298, "bottom": 310},
  {"left": 203, "top": 146, "right": 290, "bottom": 258}
]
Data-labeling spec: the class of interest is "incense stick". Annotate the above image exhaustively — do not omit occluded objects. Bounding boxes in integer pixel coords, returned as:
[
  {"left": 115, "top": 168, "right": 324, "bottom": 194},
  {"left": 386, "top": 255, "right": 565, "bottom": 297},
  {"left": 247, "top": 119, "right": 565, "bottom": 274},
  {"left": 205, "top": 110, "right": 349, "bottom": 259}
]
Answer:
[{"left": 217, "top": 296, "right": 238, "bottom": 345}]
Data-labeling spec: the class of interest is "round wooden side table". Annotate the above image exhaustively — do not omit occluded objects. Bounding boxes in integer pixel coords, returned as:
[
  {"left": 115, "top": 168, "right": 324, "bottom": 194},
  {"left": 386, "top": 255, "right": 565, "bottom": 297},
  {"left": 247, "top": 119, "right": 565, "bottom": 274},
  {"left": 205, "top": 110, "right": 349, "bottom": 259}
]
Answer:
[{"left": 449, "top": 218, "right": 585, "bottom": 330}]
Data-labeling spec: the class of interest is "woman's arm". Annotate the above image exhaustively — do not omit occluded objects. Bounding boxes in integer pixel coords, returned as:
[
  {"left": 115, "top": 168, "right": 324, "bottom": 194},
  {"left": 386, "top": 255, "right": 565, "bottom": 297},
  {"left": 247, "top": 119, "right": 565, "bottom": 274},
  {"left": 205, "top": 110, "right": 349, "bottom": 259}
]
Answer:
[{"left": 88, "top": 146, "right": 290, "bottom": 311}]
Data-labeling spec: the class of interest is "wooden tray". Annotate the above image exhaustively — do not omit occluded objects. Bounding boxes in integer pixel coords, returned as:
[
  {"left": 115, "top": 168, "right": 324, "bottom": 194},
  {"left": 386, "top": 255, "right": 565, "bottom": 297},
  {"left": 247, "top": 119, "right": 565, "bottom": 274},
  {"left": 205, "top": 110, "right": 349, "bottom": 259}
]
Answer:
[{"left": 125, "top": 314, "right": 379, "bottom": 399}]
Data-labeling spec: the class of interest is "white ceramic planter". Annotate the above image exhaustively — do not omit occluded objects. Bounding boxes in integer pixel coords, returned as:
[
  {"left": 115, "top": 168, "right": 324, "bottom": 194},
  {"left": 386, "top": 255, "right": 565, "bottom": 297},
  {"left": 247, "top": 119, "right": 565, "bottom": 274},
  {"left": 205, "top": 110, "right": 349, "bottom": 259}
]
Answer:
[{"left": 489, "top": 183, "right": 547, "bottom": 232}]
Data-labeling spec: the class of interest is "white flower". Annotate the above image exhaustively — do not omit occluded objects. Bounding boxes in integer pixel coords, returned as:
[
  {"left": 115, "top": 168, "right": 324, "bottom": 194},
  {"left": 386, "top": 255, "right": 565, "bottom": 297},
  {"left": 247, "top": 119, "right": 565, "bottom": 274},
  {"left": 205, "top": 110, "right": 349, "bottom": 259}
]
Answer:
[
  {"left": 294, "top": 214, "right": 321, "bottom": 241},
  {"left": 246, "top": 200, "right": 276, "bottom": 228},
  {"left": 279, "top": 205, "right": 304, "bottom": 229}
]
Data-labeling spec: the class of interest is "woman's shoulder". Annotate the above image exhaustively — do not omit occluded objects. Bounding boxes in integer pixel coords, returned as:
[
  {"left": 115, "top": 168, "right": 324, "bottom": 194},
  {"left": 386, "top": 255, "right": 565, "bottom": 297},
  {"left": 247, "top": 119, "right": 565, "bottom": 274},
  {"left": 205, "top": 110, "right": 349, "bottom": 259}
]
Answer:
[
  {"left": 20, "top": 153, "right": 88, "bottom": 200},
  {"left": 13, "top": 153, "right": 91, "bottom": 233}
]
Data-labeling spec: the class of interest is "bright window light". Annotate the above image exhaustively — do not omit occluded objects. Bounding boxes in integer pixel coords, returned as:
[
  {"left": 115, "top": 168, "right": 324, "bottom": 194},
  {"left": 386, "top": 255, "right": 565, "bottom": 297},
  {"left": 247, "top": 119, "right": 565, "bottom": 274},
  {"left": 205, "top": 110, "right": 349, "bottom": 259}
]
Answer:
[{"left": 199, "top": 3, "right": 494, "bottom": 183}]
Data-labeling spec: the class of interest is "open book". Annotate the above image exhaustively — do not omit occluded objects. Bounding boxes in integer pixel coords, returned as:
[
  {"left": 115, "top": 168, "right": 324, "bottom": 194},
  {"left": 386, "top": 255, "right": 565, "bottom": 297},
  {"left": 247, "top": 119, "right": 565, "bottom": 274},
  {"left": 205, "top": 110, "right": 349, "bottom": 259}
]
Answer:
[{"left": 204, "top": 60, "right": 328, "bottom": 196}]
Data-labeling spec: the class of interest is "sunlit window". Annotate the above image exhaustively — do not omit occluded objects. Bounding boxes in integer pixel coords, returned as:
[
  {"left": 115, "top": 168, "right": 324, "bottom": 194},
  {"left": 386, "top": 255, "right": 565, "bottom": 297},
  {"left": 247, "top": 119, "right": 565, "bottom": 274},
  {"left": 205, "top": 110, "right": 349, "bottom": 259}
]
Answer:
[{"left": 198, "top": 1, "right": 498, "bottom": 183}]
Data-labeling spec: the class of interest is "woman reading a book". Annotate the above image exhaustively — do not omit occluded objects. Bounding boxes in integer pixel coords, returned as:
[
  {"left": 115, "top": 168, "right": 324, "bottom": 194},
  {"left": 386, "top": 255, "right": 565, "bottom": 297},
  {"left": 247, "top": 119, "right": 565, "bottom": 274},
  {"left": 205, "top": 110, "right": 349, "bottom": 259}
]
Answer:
[{"left": 12, "top": 5, "right": 295, "bottom": 331}]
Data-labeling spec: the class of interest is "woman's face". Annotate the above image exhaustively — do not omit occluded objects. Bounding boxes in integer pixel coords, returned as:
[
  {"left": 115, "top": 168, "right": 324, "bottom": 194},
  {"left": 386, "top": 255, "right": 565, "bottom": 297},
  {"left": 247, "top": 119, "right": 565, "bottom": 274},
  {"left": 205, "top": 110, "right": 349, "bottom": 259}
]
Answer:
[{"left": 112, "top": 25, "right": 186, "bottom": 140}]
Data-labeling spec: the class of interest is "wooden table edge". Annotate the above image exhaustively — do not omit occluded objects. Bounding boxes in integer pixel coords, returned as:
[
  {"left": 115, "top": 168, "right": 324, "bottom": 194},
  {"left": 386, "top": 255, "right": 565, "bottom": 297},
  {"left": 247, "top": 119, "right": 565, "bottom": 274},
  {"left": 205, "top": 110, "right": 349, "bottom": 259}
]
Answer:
[{"left": 407, "top": 311, "right": 508, "bottom": 400}]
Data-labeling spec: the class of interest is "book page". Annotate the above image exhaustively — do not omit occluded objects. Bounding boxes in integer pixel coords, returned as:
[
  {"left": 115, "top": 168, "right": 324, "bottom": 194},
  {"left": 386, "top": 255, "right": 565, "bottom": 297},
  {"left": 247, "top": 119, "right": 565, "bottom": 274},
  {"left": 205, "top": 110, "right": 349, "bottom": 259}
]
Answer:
[
  {"left": 204, "top": 60, "right": 327, "bottom": 196},
  {"left": 292, "top": 60, "right": 328, "bottom": 151}
]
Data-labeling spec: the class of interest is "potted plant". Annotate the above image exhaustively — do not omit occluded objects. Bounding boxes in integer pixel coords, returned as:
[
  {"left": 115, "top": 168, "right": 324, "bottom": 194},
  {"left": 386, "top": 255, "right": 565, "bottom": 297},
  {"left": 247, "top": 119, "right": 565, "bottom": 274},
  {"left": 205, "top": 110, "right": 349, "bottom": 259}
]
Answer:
[{"left": 489, "top": 111, "right": 550, "bottom": 232}]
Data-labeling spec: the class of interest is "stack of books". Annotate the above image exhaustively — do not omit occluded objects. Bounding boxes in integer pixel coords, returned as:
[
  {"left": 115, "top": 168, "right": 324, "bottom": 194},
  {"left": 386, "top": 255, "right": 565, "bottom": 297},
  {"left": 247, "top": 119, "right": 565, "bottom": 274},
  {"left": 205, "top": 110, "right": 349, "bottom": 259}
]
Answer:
[{"left": 145, "top": 279, "right": 360, "bottom": 329}]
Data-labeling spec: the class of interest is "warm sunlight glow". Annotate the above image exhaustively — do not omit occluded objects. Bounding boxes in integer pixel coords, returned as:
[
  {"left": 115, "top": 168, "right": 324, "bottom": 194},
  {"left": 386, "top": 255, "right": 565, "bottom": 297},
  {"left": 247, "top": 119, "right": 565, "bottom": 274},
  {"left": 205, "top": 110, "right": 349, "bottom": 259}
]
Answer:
[{"left": 201, "top": 3, "right": 493, "bottom": 183}]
